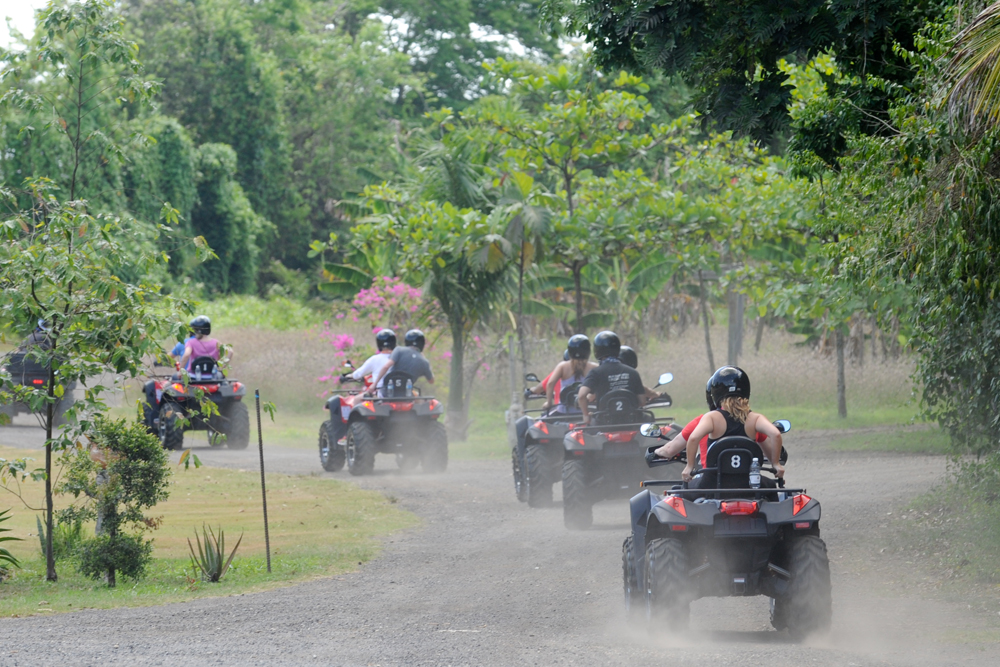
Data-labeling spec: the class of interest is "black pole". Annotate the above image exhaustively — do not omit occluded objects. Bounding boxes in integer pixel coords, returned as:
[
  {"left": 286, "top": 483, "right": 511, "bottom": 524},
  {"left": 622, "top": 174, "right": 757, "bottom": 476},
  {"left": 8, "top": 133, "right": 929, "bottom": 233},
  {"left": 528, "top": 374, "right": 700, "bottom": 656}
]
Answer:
[{"left": 255, "top": 390, "right": 272, "bottom": 573}]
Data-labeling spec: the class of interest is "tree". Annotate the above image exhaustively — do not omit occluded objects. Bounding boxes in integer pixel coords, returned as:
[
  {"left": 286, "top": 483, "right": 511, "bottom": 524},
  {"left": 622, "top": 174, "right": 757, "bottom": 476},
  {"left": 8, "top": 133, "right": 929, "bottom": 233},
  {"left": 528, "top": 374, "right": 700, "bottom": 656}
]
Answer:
[
  {"left": 0, "top": 0, "right": 198, "bottom": 581},
  {"left": 544, "top": 0, "right": 943, "bottom": 146},
  {"left": 59, "top": 418, "right": 170, "bottom": 588},
  {"left": 946, "top": 1, "right": 1000, "bottom": 134}
]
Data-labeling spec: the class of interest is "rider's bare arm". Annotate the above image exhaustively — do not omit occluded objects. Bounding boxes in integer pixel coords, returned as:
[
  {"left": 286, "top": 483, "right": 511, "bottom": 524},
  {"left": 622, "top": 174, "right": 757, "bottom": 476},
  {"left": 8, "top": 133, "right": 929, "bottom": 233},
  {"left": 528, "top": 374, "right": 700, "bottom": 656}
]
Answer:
[
  {"left": 577, "top": 384, "right": 593, "bottom": 423},
  {"left": 654, "top": 434, "right": 686, "bottom": 460},
  {"left": 545, "top": 360, "right": 567, "bottom": 409},
  {"left": 751, "top": 413, "right": 784, "bottom": 478},
  {"left": 372, "top": 358, "right": 395, "bottom": 387},
  {"left": 682, "top": 412, "right": 723, "bottom": 481}
]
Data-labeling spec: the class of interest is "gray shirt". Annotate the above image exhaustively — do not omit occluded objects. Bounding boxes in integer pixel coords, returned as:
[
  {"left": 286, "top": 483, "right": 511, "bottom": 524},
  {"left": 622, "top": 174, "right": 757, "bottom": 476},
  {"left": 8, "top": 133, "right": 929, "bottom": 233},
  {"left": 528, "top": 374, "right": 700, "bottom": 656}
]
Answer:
[{"left": 389, "top": 346, "right": 434, "bottom": 383}]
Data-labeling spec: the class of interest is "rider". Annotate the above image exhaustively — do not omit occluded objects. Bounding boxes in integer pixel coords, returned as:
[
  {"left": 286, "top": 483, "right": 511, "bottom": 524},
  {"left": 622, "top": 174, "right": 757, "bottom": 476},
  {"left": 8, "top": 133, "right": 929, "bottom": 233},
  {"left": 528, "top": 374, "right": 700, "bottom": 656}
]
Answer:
[
  {"left": 177, "top": 316, "right": 223, "bottom": 372},
  {"left": 372, "top": 329, "right": 434, "bottom": 392},
  {"left": 618, "top": 345, "right": 667, "bottom": 403},
  {"left": 326, "top": 328, "right": 396, "bottom": 444},
  {"left": 577, "top": 331, "right": 646, "bottom": 426},
  {"left": 652, "top": 377, "right": 769, "bottom": 463},
  {"left": 681, "top": 366, "right": 784, "bottom": 487},
  {"left": 545, "top": 335, "right": 596, "bottom": 413},
  {"left": 20, "top": 320, "right": 53, "bottom": 352}
]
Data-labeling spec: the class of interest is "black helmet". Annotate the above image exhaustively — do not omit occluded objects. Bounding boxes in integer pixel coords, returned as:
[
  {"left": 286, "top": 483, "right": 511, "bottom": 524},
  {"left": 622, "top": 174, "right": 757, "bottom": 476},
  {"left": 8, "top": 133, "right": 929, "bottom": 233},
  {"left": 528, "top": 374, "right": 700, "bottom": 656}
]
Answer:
[
  {"left": 376, "top": 328, "right": 397, "bottom": 351},
  {"left": 563, "top": 349, "right": 570, "bottom": 362},
  {"left": 190, "top": 315, "right": 211, "bottom": 336},
  {"left": 404, "top": 329, "right": 425, "bottom": 351},
  {"left": 708, "top": 366, "right": 751, "bottom": 406},
  {"left": 593, "top": 330, "right": 621, "bottom": 360},
  {"left": 705, "top": 378, "right": 718, "bottom": 411},
  {"left": 566, "top": 334, "right": 591, "bottom": 360},
  {"left": 619, "top": 345, "right": 638, "bottom": 369}
]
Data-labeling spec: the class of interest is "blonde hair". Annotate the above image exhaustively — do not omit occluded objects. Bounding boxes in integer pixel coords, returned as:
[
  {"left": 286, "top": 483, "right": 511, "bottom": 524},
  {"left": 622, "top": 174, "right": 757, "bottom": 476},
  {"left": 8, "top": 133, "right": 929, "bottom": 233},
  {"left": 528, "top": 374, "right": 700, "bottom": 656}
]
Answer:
[
  {"left": 720, "top": 396, "right": 751, "bottom": 423},
  {"left": 570, "top": 358, "right": 588, "bottom": 378}
]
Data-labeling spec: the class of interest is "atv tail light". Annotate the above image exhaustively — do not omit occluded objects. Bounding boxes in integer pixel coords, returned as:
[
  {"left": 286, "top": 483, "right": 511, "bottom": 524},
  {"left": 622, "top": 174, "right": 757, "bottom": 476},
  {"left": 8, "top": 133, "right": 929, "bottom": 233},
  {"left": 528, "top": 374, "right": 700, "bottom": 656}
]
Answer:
[
  {"left": 670, "top": 524, "right": 688, "bottom": 532},
  {"left": 32, "top": 379, "right": 44, "bottom": 385},
  {"left": 172, "top": 383, "right": 185, "bottom": 393},
  {"left": 536, "top": 421, "right": 549, "bottom": 435},
  {"left": 203, "top": 384, "right": 219, "bottom": 393},
  {"left": 606, "top": 430, "right": 637, "bottom": 443},
  {"left": 572, "top": 431, "right": 585, "bottom": 445},
  {"left": 232, "top": 382, "right": 243, "bottom": 393},
  {"left": 428, "top": 399, "right": 440, "bottom": 410},
  {"left": 794, "top": 521, "right": 812, "bottom": 530},
  {"left": 720, "top": 500, "right": 759, "bottom": 516},
  {"left": 791, "top": 494, "right": 812, "bottom": 516},
  {"left": 663, "top": 495, "right": 687, "bottom": 517},
  {"left": 386, "top": 402, "right": 414, "bottom": 411},
  {"left": 361, "top": 401, "right": 375, "bottom": 411}
]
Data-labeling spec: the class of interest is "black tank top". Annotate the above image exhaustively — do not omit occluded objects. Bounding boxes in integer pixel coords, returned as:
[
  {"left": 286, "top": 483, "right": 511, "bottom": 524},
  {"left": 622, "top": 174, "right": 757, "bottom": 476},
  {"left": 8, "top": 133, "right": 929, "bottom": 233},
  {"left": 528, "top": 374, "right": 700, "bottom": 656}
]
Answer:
[{"left": 706, "top": 409, "right": 748, "bottom": 451}]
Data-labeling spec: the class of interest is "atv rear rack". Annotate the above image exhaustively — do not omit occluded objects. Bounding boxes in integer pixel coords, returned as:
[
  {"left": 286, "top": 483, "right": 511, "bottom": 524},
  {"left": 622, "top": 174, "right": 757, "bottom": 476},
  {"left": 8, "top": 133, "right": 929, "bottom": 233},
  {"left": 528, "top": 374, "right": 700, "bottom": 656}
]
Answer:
[
  {"left": 638, "top": 482, "right": 807, "bottom": 497},
  {"left": 573, "top": 418, "right": 673, "bottom": 434}
]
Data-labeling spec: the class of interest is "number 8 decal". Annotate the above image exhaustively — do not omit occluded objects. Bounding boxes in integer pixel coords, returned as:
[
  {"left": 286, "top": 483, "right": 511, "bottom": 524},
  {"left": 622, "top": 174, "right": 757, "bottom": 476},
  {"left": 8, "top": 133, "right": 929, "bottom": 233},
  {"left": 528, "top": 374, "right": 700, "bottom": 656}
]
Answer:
[{"left": 730, "top": 454, "right": 742, "bottom": 469}]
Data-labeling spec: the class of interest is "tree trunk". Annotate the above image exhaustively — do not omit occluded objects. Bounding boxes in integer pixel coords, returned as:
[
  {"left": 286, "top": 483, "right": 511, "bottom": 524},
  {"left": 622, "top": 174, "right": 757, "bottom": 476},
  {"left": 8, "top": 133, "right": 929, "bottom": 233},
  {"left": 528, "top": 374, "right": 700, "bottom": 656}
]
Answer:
[
  {"left": 836, "top": 328, "right": 847, "bottom": 418},
  {"left": 45, "top": 363, "right": 57, "bottom": 582},
  {"left": 754, "top": 315, "right": 765, "bottom": 354},
  {"left": 517, "top": 253, "right": 527, "bottom": 382},
  {"left": 698, "top": 271, "right": 715, "bottom": 374},
  {"left": 727, "top": 288, "right": 745, "bottom": 366},
  {"left": 107, "top": 527, "right": 116, "bottom": 588},
  {"left": 573, "top": 262, "right": 584, "bottom": 334},
  {"left": 447, "top": 316, "right": 467, "bottom": 440}
]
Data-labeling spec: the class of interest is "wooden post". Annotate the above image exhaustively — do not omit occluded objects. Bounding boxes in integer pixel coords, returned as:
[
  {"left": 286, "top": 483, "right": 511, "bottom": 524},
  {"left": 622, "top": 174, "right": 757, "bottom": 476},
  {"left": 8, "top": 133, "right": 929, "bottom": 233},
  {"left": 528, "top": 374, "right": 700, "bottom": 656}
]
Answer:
[{"left": 255, "top": 390, "right": 272, "bottom": 573}]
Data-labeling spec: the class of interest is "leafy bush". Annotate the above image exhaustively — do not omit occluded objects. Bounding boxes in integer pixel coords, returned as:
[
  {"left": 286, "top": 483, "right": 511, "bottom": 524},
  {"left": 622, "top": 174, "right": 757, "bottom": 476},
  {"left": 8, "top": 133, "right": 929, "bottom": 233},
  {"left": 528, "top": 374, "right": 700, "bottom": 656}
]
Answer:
[
  {"left": 59, "top": 418, "right": 170, "bottom": 587},
  {"left": 188, "top": 524, "right": 242, "bottom": 582},
  {"left": 35, "top": 516, "right": 84, "bottom": 562},
  {"left": 0, "top": 508, "right": 21, "bottom": 575},
  {"left": 204, "top": 295, "right": 323, "bottom": 331}
]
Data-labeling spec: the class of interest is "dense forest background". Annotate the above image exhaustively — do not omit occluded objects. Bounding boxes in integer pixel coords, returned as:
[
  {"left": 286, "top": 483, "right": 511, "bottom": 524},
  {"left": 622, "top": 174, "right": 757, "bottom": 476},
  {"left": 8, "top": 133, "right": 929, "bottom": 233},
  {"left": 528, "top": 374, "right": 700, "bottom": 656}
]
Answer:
[{"left": 4, "top": 0, "right": 1000, "bottom": 453}]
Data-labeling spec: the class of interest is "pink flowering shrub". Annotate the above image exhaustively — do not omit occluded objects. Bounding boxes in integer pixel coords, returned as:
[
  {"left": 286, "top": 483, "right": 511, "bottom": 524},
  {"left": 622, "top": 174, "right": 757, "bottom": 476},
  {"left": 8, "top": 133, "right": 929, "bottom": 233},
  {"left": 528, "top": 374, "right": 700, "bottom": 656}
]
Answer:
[{"left": 336, "top": 277, "right": 428, "bottom": 332}]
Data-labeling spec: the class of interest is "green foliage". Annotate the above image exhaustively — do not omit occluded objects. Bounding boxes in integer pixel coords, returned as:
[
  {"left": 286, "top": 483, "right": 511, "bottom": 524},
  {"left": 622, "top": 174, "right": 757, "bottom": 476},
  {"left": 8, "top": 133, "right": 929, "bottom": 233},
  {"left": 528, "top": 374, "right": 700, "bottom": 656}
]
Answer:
[
  {"left": 187, "top": 524, "right": 242, "bottom": 582},
  {"left": 192, "top": 143, "right": 273, "bottom": 293},
  {"left": 36, "top": 515, "right": 85, "bottom": 563},
  {"left": 205, "top": 295, "right": 323, "bottom": 331},
  {"left": 0, "top": 508, "right": 21, "bottom": 573},
  {"left": 59, "top": 418, "right": 171, "bottom": 586}
]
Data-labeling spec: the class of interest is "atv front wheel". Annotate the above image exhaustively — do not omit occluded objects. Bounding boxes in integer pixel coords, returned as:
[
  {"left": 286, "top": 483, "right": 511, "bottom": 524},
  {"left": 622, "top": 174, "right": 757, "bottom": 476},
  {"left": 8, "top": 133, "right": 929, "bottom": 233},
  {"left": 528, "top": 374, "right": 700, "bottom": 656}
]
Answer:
[
  {"left": 622, "top": 536, "right": 641, "bottom": 619},
  {"left": 346, "top": 420, "right": 376, "bottom": 476},
  {"left": 319, "top": 420, "right": 346, "bottom": 472},
  {"left": 784, "top": 536, "right": 832, "bottom": 640},
  {"left": 421, "top": 421, "right": 448, "bottom": 473},
  {"left": 644, "top": 537, "right": 690, "bottom": 629},
  {"left": 562, "top": 458, "right": 592, "bottom": 530},
  {"left": 524, "top": 443, "right": 553, "bottom": 508},
  {"left": 222, "top": 401, "right": 251, "bottom": 449},
  {"left": 159, "top": 405, "right": 185, "bottom": 451}
]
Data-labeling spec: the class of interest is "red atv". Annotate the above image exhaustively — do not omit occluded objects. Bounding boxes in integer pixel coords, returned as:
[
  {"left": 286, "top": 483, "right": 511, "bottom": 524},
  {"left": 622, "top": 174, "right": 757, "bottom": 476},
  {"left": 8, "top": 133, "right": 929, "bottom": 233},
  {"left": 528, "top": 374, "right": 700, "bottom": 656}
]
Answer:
[
  {"left": 322, "top": 370, "right": 447, "bottom": 476},
  {"left": 143, "top": 356, "right": 249, "bottom": 450}
]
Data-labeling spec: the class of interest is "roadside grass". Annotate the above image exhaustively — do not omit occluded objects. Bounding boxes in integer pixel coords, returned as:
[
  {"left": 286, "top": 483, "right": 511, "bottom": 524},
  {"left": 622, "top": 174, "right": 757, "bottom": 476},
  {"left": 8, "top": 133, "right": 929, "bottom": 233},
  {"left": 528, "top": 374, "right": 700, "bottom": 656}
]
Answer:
[
  {"left": 828, "top": 426, "right": 952, "bottom": 454},
  {"left": 0, "top": 444, "right": 418, "bottom": 617}
]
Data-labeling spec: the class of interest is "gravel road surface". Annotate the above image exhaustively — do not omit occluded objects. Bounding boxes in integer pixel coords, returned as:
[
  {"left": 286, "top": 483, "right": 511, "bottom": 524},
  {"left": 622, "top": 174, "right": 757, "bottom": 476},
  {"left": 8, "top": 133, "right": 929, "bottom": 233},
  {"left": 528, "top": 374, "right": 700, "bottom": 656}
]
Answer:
[{"left": 1, "top": 420, "right": 998, "bottom": 666}]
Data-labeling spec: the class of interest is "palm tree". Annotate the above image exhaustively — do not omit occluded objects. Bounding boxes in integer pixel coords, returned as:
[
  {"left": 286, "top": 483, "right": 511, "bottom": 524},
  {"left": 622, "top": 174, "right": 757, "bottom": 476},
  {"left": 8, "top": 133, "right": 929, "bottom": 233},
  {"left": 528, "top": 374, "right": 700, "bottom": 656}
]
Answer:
[{"left": 946, "top": 2, "right": 1000, "bottom": 134}]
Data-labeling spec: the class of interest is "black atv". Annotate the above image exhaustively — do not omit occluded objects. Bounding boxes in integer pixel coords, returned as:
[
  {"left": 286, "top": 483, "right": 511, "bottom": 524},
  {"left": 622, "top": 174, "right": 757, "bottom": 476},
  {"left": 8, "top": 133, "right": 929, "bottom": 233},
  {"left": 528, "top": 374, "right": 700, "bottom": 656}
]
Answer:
[
  {"left": 143, "top": 356, "right": 250, "bottom": 450},
  {"left": 511, "top": 372, "right": 548, "bottom": 502},
  {"left": 339, "top": 371, "right": 447, "bottom": 476},
  {"left": 556, "top": 373, "right": 676, "bottom": 530},
  {"left": 519, "top": 378, "right": 589, "bottom": 508},
  {"left": 0, "top": 350, "right": 75, "bottom": 426},
  {"left": 623, "top": 420, "right": 833, "bottom": 640}
]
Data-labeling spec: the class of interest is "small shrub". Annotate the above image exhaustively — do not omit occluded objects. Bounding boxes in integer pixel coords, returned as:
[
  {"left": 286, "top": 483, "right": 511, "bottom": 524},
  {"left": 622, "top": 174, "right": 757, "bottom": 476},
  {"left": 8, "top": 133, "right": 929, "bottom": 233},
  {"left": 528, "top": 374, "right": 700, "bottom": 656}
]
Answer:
[
  {"left": 0, "top": 508, "right": 21, "bottom": 575},
  {"left": 36, "top": 516, "right": 85, "bottom": 562},
  {"left": 188, "top": 524, "right": 242, "bottom": 582}
]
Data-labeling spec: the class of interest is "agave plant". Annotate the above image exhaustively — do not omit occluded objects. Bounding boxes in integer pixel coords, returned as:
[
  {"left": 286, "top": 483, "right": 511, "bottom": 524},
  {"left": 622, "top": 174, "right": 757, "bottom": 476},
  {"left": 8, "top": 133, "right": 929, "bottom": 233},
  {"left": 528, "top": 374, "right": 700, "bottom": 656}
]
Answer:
[
  {"left": 1, "top": 508, "right": 22, "bottom": 571},
  {"left": 188, "top": 524, "right": 242, "bottom": 582}
]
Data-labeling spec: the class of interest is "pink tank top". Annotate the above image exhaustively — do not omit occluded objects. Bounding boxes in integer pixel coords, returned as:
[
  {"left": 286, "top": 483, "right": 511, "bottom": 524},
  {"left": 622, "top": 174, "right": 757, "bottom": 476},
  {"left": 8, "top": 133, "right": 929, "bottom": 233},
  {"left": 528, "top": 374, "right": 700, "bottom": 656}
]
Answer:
[{"left": 186, "top": 337, "right": 219, "bottom": 369}]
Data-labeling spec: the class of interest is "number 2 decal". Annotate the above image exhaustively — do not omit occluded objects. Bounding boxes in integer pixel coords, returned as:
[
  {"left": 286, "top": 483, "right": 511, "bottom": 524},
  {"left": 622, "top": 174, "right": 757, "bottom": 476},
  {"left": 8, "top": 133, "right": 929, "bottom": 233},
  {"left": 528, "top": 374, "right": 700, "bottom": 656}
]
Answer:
[{"left": 615, "top": 400, "right": 623, "bottom": 411}]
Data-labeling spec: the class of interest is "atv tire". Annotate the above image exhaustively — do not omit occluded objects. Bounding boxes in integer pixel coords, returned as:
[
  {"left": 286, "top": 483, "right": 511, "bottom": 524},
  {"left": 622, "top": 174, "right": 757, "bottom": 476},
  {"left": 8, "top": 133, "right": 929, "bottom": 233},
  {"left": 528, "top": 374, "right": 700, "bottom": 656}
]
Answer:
[
  {"left": 524, "top": 443, "right": 553, "bottom": 508},
  {"left": 346, "top": 420, "right": 377, "bottom": 476},
  {"left": 512, "top": 446, "right": 527, "bottom": 502},
  {"left": 222, "top": 401, "right": 251, "bottom": 449},
  {"left": 622, "top": 536, "right": 641, "bottom": 619},
  {"left": 785, "top": 536, "right": 832, "bottom": 640},
  {"left": 562, "top": 458, "right": 592, "bottom": 530},
  {"left": 421, "top": 421, "right": 449, "bottom": 473},
  {"left": 319, "top": 420, "right": 346, "bottom": 472},
  {"left": 159, "top": 405, "right": 185, "bottom": 451},
  {"left": 644, "top": 537, "right": 690, "bottom": 629},
  {"left": 769, "top": 597, "right": 787, "bottom": 631}
]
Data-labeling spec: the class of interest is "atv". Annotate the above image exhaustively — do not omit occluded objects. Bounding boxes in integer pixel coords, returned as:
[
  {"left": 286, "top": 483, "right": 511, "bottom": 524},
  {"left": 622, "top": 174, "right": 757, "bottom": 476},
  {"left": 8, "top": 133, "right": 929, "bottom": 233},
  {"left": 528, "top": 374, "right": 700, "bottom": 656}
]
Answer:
[
  {"left": 519, "top": 377, "right": 589, "bottom": 508},
  {"left": 623, "top": 419, "right": 832, "bottom": 640},
  {"left": 549, "top": 373, "right": 676, "bottom": 530},
  {"left": 510, "top": 372, "right": 548, "bottom": 502},
  {"left": 0, "top": 350, "right": 75, "bottom": 426},
  {"left": 318, "top": 361, "right": 372, "bottom": 472},
  {"left": 143, "top": 356, "right": 250, "bottom": 451},
  {"left": 329, "top": 370, "right": 447, "bottom": 476}
]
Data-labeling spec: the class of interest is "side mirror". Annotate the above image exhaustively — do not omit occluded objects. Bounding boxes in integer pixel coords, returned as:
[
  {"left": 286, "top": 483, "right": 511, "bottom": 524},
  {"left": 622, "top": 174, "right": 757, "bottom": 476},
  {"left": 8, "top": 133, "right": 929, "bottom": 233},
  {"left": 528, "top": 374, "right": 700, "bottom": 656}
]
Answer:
[
  {"left": 774, "top": 419, "right": 791, "bottom": 434},
  {"left": 639, "top": 423, "right": 662, "bottom": 438},
  {"left": 524, "top": 373, "right": 540, "bottom": 383},
  {"left": 657, "top": 372, "right": 674, "bottom": 386},
  {"left": 343, "top": 360, "right": 355, "bottom": 370}
]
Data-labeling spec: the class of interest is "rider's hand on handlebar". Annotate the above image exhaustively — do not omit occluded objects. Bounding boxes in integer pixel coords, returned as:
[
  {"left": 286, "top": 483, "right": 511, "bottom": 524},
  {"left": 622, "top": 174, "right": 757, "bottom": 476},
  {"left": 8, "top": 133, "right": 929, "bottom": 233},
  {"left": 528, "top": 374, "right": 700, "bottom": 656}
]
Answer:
[
  {"left": 681, "top": 464, "right": 694, "bottom": 482},
  {"left": 773, "top": 461, "right": 785, "bottom": 479}
]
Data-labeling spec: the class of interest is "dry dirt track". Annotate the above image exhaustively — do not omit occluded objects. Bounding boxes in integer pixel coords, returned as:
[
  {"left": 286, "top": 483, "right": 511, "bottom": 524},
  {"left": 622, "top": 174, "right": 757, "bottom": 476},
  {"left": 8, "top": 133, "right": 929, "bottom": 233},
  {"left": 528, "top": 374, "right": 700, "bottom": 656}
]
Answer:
[{"left": 1, "top": 422, "right": 1000, "bottom": 666}]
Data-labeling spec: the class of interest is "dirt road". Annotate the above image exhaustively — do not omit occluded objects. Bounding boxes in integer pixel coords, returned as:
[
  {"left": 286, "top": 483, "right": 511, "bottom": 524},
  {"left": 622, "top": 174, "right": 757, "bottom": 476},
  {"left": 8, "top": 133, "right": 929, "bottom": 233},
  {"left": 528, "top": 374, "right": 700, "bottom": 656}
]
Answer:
[{"left": 1, "top": 421, "right": 999, "bottom": 666}]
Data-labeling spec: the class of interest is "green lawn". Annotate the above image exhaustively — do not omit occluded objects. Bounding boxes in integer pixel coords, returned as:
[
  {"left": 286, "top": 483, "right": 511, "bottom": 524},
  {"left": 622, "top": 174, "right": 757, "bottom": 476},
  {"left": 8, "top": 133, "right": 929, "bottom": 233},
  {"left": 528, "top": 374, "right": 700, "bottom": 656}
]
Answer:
[{"left": 828, "top": 426, "right": 952, "bottom": 454}]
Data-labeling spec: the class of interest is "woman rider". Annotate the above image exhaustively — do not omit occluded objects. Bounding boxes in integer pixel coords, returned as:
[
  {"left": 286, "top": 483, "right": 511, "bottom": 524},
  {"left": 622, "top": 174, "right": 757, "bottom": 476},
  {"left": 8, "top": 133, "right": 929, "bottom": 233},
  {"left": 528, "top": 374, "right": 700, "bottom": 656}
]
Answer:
[
  {"left": 681, "top": 366, "right": 784, "bottom": 487},
  {"left": 545, "top": 334, "right": 596, "bottom": 413}
]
